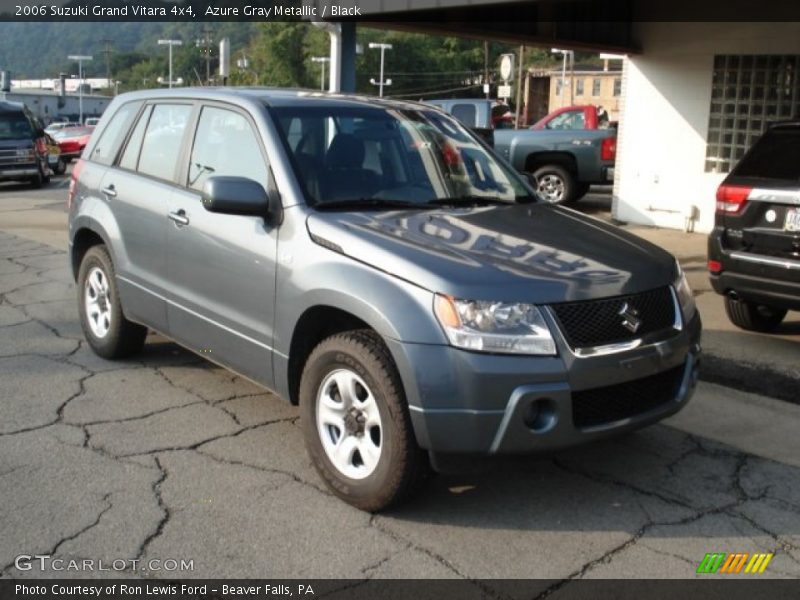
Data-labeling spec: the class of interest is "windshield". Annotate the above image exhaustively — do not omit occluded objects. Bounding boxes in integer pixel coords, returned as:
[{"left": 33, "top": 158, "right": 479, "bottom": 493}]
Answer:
[
  {"left": 54, "top": 127, "right": 92, "bottom": 139},
  {"left": 0, "top": 113, "right": 33, "bottom": 140},
  {"left": 269, "top": 104, "right": 533, "bottom": 208}
]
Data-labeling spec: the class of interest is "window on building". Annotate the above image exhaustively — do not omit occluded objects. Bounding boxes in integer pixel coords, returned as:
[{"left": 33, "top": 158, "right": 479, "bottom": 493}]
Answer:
[
  {"left": 613, "top": 78, "right": 622, "bottom": 97},
  {"left": 576, "top": 78, "right": 584, "bottom": 95},
  {"left": 592, "top": 78, "right": 601, "bottom": 96},
  {"left": 555, "top": 79, "right": 563, "bottom": 96},
  {"left": 705, "top": 55, "right": 800, "bottom": 173}
]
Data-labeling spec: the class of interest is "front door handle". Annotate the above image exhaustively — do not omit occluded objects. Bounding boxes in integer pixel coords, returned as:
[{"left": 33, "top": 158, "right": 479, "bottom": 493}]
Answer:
[
  {"left": 168, "top": 210, "right": 190, "bottom": 226},
  {"left": 101, "top": 185, "right": 117, "bottom": 198}
]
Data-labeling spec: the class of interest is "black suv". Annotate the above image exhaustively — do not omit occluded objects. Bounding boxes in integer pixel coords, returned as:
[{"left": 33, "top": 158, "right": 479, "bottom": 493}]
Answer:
[
  {"left": 709, "top": 121, "right": 800, "bottom": 331},
  {"left": 0, "top": 101, "right": 49, "bottom": 188}
]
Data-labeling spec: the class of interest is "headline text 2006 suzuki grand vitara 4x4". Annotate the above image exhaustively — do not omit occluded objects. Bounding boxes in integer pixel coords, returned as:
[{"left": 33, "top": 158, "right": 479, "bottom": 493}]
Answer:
[{"left": 68, "top": 89, "right": 701, "bottom": 511}]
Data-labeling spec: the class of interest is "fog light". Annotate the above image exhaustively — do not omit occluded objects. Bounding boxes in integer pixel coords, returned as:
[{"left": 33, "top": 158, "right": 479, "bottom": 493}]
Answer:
[{"left": 523, "top": 398, "right": 556, "bottom": 433}]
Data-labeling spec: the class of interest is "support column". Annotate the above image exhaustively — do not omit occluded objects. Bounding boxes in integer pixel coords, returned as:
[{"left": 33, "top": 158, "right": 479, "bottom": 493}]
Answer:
[{"left": 340, "top": 22, "right": 357, "bottom": 93}]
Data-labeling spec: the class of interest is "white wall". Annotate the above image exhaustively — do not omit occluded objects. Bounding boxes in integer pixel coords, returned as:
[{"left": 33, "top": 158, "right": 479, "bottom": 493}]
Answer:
[{"left": 613, "top": 23, "right": 800, "bottom": 233}]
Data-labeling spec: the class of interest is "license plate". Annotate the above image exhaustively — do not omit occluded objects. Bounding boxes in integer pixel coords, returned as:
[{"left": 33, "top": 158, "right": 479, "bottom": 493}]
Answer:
[{"left": 785, "top": 208, "right": 800, "bottom": 232}]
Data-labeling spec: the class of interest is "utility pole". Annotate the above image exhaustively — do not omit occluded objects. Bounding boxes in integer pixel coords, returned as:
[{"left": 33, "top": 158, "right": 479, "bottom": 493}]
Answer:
[
  {"left": 368, "top": 42, "right": 392, "bottom": 97},
  {"left": 311, "top": 56, "right": 330, "bottom": 91},
  {"left": 514, "top": 45, "right": 524, "bottom": 129},
  {"left": 484, "top": 40, "right": 490, "bottom": 100},
  {"left": 158, "top": 39, "right": 182, "bottom": 88},
  {"left": 67, "top": 54, "right": 92, "bottom": 124},
  {"left": 101, "top": 39, "right": 113, "bottom": 95},
  {"left": 195, "top": 26, "right": 213, "bottom": 85}
]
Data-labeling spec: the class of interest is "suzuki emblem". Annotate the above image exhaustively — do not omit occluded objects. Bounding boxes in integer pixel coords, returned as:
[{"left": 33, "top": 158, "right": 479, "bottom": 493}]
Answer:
[{"left": 618, "top": 302, "right": 642, "bottom": 333}]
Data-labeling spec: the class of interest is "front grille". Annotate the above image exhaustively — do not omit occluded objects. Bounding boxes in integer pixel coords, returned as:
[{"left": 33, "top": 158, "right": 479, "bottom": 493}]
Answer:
[
  {"left": 572, "top": 364, "right": 685, "bottom": 429},
  {"left": 550, "top": 286, "right": 675, "bottom": 349}
]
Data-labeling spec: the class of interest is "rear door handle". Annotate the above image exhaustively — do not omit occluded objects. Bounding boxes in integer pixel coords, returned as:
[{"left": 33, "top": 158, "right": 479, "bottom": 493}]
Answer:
[
  {"left": 168, "top": 210, "right": 190, "bottom": 226},
  {"left": 101, "top": 185, "right": 117, "bottom": 198}
]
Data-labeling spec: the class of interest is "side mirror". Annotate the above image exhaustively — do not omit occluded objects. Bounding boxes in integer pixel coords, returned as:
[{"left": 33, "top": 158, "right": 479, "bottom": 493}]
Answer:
[{"left": 202, "top": 176, "right": 271, "bottom": 218}]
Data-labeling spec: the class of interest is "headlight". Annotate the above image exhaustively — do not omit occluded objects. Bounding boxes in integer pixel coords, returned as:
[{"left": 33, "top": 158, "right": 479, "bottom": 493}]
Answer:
[
  {"left": 674, "top": 261, "right": 696, "bottom": 322},
  {"left": 433, "top": 294, "right": 556, "bottom": 355}
]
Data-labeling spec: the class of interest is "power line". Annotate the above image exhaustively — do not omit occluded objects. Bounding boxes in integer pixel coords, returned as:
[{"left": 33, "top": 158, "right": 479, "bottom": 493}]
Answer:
[{"left": 388, "top": 83, "right": 483, "bottom": 99}]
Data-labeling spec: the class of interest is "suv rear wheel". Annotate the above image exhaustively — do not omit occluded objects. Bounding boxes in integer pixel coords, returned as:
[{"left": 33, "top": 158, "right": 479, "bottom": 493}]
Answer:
[
  {"left": 77, "top": 245, "right": 147, "bottom": 358},
  {"left": 299, "top": 330, "right": 428, "bottom": 511},
  {"left": 724, "top": 296, "right": 787, "bottom": 332}
]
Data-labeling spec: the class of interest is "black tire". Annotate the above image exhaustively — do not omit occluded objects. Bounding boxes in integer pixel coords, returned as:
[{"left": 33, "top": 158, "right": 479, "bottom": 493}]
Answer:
[
  {"left": 532, "top": 165, "right": 578, "bottom": 204},
  {"left": 29, "top": 165, "right": 44, "bottom": 189},
  {"left": 77, "top": 245, "right": 147, "bottom": 359},
  {"left": 724, "top": 297, "right": 787, "bottom": 332},
  {"left": 299, "top": 330, "right": 429, "bottom": 512},
  {"left": 54, "top": 158, "right": 66, "bottom": 175}
]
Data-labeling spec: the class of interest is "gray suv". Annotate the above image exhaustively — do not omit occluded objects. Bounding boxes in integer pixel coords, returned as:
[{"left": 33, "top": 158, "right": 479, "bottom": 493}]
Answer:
[{"left": 68, "top": 89, "right": 701, "bottom": 511}]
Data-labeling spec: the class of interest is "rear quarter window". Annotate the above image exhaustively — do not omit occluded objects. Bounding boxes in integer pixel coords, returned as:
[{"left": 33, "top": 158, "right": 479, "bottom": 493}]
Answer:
[
  {"left": 88, "top": 101, "right": 141, "bottom": 166},
  {"left": 732, "top": 128, "right": 800, "bottom": 181},
  {"left": 451, "top": 104, "right": 478, "bottom": 127}
]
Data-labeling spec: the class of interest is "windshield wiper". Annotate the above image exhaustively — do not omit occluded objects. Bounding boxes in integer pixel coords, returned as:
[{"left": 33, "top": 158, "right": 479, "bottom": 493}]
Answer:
[
  {"left": 426, "top": 196, "right": 511, "bottom": 207},
  {"left": 314, "top": 198, "right": 431, "bottom": 211}
]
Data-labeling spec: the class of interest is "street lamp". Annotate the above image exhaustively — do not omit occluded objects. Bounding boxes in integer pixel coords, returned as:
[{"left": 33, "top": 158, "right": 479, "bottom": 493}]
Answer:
[
  {"left": 195, "top": 27, "right": 214, "bottom": 85},
  {"left": 551, "top": 48, "right": 575, "bottom": 106},
  {"left": 158, "top": 39, "right": 183, "bottom": 88},
  {"left": 67, "top": 54, "right": 92, "bottom": 124},
  {"left": 311, "top": 56, "right": 330, "bottom": 91},
  {"left": 368, "top": 42, "right": 392, "bottom": 97}
]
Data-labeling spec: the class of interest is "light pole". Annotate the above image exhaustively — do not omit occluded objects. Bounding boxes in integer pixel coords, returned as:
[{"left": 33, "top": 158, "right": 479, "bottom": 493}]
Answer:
[
  {"left": 368, "top": 42, "right": 392, "bottom": 97},
  {"left": 311, "top": 56, "right": 330, "bottom": 91},
  {"left": 158, "top": 39, "right": 183, "bottom": 88},
  {"left": 67, "top": 54, "right": 92, "bottom": 124},
  {"left": 195, "top": 27, "right": 213, "bottom": 85},
  {"left": 551, "top": 48, "right": 574, "bottom": 107}
]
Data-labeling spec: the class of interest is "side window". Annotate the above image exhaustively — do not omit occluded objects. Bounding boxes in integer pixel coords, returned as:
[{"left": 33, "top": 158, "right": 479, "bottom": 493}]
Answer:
[
  {"left": 546, "top": 110, "right": 585, "bottom": 130},
  {"left": 119, "top": 105, "right": 152, "bottom": 171},
  {"left": 89, "top": 101, "right": 141, "bottom": 165},
  {"left": 451, "top": 104, "right": 478, "bottom": 127},
  {"left": 137, "top": 104, "right": 192, "bottom": 182},
  {"left": 187, "top": 106, "right": 268, "bottom": 192}
]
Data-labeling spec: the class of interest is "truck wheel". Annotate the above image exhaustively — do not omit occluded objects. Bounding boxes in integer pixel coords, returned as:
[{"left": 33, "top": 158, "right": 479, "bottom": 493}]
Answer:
[
  {"left": 299, "top": 330, "right": 428, "bottom": 512},
  {"left": 532, "top": 165, "right": 577, "bottom": 204},
  {"left": 77, "top": 245, "right": 147, "bottom": 359},
  {"left": 55, "top": 158, "right": 67, "bottom": 175},
  {"left": 724, "top": 297, "right": 787, "bottom": 332},
  {"left": 29, "top": 165, "right": 44, "bottom": 189}
]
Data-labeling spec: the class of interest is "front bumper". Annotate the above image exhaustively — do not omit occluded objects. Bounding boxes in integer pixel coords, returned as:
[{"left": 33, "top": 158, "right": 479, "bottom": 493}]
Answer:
[
  {"left": 0, "top": 166, "right": 38, "bottom": 180},
  {"left": 387, "top": 310, "right": 701, "bottom": 456}
]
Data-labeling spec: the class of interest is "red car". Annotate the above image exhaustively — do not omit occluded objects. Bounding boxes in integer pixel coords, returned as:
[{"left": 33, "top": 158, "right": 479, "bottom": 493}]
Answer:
[{"left": 53, "top": 126, "right": 94, "bottom": 161}]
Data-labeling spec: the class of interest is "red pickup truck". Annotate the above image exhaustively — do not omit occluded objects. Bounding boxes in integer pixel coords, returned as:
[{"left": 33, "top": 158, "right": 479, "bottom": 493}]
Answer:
[{"left": 532, "top": 104, "right": 615, "bottom": 131}]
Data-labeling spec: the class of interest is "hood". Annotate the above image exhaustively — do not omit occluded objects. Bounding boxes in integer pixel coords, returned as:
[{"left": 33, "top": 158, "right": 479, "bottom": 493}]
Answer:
[
  {"left": 306, "top": 204, "right": 677, "bottom": 304},
  {"left": 0, "top": 138, "right": 33, "bottom": 149}
]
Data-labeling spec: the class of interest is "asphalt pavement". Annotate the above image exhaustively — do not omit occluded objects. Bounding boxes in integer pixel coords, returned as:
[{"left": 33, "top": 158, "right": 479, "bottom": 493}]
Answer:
[{"left": 1, "top": 175, "right": 799, "bottom": 584}]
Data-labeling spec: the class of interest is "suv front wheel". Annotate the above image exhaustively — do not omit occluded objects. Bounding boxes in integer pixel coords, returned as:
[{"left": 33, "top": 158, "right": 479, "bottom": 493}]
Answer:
[
  {"left": 77, "top": 245, "right": 147, "bottom": 358},
  {"left": 724, "top": 296, "right": 787, "bottom": 332},
  {"left": 299, "top": 330, "right": 428, "bottom": 511}
]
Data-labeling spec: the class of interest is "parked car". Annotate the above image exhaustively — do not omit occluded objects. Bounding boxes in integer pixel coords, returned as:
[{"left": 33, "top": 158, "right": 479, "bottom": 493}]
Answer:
[
  {"left": 44, "top": 133, "right": 67, "bottom": 175},
  {"left": 0, "top": 100, "right": 50, "bottom": 188},
  {"left": 53, "top": 126, "right": 94, "bottom": 161},
  {"left": 45, "top": 121, "right": 81, "bottom": 135},
  {"left": 708, "top": 120, "right": 800, "bottom": 331},
  {"left": 85, "top": 117, "right": 101, "bottom": 127},
  {"left": 531, "top": 104, "right": 614, "bottom": 131},
  {"left": 424, "top": 98, "right": 514, "bottom": 144},
  {"left": 68, "top": 89, "right": 701, "bottom": 511}
]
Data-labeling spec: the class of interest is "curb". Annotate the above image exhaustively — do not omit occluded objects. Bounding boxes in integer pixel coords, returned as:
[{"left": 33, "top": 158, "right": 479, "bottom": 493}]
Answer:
[{"left": 699, "top": 354, "right": 799, "bottom": 405}]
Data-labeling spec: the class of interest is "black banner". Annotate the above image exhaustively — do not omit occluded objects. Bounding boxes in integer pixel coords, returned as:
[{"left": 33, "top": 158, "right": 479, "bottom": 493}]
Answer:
[
  {"left": 3, "top": 0, "right": 800, "bottom": 22},
  {"left": 2, "top": 580, "right": 800, "bottom": 600}
]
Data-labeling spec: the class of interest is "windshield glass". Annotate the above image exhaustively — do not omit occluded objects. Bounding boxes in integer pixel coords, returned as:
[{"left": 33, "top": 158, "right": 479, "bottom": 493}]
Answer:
[
  {"left": 0, "top": 113, "right": 33, "bottom": 140},
  {"left": 269, "top": 104, "right": 533, "bottom": 208}
]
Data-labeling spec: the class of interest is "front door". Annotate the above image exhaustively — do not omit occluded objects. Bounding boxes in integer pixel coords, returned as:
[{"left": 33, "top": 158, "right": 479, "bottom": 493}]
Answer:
[{"left": 165, "top": 104, "right": 278, "bottom": 386}]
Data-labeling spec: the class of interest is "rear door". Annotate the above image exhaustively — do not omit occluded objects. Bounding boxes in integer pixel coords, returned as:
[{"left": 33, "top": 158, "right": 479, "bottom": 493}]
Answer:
[
  {"left": 165, "top": 103, "right": 279, "bottom": 385},
  {"left": 103, "top": 102, "right": 194, "bottom": 333},
  {"left": 721, "top": 125, "right": 800, "bottom": 261}
]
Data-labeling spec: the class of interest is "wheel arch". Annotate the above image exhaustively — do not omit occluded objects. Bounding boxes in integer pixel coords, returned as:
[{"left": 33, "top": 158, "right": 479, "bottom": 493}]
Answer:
[{"left": 524, "top": 151, "right": 578, "bottom": 176}]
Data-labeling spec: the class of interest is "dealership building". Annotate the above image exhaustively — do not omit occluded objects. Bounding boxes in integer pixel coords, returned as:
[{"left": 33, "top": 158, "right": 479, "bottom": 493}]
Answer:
[{"left": 319, "top": 1, "right": 800, "bottom": 234}]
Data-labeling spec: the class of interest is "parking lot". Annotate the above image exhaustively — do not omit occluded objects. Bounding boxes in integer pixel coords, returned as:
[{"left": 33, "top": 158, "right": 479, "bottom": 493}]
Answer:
[{"left": 1, "top": 173, "right": 799, "bottom": 585}]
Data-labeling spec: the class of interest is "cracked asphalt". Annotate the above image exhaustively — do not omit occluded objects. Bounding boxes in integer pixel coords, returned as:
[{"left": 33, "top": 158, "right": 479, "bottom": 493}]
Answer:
[{"left": 1, "top": 179, "right": 800, "bottom": 586}]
